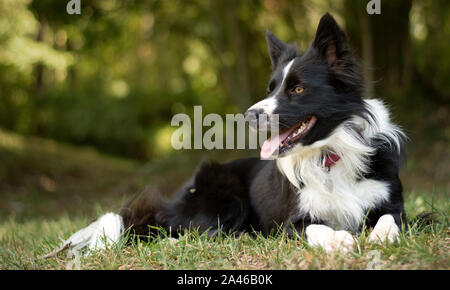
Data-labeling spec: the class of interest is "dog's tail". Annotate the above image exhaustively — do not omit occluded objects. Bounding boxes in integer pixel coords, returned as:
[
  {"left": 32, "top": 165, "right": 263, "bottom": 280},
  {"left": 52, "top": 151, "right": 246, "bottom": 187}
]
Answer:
[
  {"left": 408, "top": 211, "right": 441, "bottom": 229},
  {"left": 61, "top": 212, "right": 124, "bottom": 255},
  {"left": 53, "top": 185, "right": 165, "bottom": 257},
  {"left": 119, "top": 185, "right": 168, "bottom": 238}
]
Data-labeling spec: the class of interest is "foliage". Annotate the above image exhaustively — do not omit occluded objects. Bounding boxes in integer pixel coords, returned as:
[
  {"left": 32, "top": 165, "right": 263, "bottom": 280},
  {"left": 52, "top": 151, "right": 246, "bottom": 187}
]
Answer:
[{"left": 0, "top": 0, "right": 446, "bottom": 160}]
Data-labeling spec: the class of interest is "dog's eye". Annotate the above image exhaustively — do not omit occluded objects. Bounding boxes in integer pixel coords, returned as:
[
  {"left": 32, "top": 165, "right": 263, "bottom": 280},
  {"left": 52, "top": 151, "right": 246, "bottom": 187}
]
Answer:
[{"left": 293, "top": 86, "right": 304, "bottom": 94}]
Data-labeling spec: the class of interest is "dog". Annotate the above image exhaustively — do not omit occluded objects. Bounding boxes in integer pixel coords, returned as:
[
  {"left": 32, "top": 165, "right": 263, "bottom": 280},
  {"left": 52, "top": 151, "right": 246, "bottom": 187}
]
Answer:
[{"left": 61, "top": 13, "right": 406, "bottom": 254}]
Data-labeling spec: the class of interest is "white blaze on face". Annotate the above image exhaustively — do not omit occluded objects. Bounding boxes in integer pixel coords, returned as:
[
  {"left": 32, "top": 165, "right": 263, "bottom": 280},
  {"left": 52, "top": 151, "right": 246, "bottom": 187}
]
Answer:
[{"left": 247, "top": 58, "right": 295, "bottom": 115}]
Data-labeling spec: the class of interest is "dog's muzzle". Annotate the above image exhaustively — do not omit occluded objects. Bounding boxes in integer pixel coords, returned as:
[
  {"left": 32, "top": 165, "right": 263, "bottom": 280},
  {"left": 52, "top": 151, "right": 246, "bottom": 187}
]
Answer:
[{"left": 244, "top": 109, "right": 273, "bottom": 132}]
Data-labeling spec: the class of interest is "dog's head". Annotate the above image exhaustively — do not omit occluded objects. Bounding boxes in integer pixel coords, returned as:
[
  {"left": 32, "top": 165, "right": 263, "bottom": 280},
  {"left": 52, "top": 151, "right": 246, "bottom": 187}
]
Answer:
[{"left": 246, "top": 13, "right": 367, "bottom": 159}]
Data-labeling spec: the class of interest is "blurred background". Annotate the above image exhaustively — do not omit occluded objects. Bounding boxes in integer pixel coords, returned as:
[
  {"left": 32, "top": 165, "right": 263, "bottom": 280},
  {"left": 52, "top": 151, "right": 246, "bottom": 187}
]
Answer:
[{"left": 0, "top": 0, "right": 448, "bottom": 221}]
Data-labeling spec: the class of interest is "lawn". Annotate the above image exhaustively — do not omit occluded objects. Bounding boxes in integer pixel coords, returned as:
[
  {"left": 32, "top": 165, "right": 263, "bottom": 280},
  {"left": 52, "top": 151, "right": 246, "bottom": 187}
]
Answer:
[{"left": 0, "top": 129, "right": 448, "bottom": 270}]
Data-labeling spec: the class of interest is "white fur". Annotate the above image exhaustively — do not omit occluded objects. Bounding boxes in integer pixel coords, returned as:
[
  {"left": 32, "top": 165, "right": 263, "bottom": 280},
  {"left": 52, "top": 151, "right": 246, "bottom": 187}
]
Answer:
[
  {"left": 306, "top": 224, "right": 355, "bottom": 253},
  {"left": 276, "top": 98, "right": 404, "bottom": 232},
  {"left": 361, "top": 99, "right": 406, "bottom": 151},
  {"left": 271, "top": 59, "right": 295, "bottom": 98},
  {"left": 63, "top": 212, "right": 124, "bottom": 255},
  {"left": 368, "top": 214, "right": 400, "bottom": 243},
  {"left": 247, "top": 59, "right": 295, "bottom": 115},
  {"left": 247, "top": 96, "right": 278, "bottom": 115}
]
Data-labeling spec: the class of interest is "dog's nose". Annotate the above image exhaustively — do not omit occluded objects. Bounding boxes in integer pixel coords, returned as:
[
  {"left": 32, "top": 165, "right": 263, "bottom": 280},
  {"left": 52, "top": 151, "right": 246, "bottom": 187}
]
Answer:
[
  {"left": 244, "top": 109, "right": 263, "bottom": 122},
  {"left": 245, "top": 108, "right": 264, "bottom": 131}
]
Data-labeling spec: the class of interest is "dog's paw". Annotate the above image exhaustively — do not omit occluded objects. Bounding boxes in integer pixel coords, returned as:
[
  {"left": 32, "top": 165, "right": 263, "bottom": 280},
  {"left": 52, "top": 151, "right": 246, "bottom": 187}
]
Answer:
[
  {"left": 368, "top": 214, "right": 399, "bottom": 244},
  {"left": 165, "top": 237, "right": 179, "bottom": 244},
  {"left": 306, "top": 224, "right": 355, "bottom": 253}
]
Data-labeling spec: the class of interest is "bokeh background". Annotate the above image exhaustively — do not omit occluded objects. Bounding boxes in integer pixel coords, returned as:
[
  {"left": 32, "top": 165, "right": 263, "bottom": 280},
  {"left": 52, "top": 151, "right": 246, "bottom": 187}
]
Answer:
[{"left": 0, "top": 0, "right": 448, "bottom": 221}]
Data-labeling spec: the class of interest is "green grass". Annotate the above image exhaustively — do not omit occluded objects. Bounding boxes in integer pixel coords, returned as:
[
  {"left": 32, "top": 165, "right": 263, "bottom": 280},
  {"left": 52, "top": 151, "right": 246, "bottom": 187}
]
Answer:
[
  {"left": 0, "top": 129, "right": 448, "bottom": 270},
  {"left": 0, "top": 213, "right": 448, "bottom": 270}
]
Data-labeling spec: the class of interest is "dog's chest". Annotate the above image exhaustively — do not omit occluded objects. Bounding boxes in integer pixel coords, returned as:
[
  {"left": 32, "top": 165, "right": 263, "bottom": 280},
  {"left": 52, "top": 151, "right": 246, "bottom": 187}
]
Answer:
[{"left": 278, "top": 156, "right": 390, "bottom": 232}]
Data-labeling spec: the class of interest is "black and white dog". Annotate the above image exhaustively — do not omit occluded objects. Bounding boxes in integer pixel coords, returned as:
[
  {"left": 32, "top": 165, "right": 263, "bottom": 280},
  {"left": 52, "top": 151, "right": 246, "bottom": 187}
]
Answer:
[{"left": 63, "top": 13, "right": 406, "bottom": 254}]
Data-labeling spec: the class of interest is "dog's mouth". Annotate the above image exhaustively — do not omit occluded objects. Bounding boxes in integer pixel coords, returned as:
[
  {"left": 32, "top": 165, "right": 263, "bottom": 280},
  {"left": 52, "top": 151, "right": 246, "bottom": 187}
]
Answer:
[{"left": 261, "top": 116, "right": 317, "bottom": 159}]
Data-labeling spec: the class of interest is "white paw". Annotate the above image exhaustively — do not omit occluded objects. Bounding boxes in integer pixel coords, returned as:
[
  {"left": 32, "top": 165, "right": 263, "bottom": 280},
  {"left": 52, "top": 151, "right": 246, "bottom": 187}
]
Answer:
[
  {"left": 368, "top": 214, "right": 399, "bottom": 244},
  {"left": 333, "top": 230, "right": 356, "bottom": 252},
  {"left": 166, "top": 237, "right": 179, "bottom": 244},
  {"left": 306, "top": 224, "right": 355, "bottom": 253}
]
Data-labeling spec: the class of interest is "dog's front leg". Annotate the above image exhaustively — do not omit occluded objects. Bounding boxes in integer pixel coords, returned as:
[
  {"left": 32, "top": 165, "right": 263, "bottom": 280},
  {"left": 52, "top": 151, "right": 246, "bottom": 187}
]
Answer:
[
  {"left": 305, "top": 224, "right": 355, "bottom": 253},
  {"left": 368, "top": 214, "right": 400, "bottom": 243}
]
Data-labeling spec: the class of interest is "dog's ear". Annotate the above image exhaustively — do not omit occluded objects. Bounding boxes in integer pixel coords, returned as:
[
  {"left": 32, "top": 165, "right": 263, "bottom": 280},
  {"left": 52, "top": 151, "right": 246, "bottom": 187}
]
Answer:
[
  {"left": 313, "top": 13, "right": 348, "bottom": 66},
  {"left": 266, "top": 30, "right": 288, "bottom": 69},
  {"left": 313, "top": 13, "right": 361, "bottom": 90}
]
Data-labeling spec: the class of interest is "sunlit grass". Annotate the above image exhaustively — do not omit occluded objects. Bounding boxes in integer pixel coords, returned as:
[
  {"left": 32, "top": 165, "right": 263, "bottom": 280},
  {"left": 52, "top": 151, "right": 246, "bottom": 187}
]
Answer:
[{"left": 0, "top": 200, "right": 448, "bottom": 270}]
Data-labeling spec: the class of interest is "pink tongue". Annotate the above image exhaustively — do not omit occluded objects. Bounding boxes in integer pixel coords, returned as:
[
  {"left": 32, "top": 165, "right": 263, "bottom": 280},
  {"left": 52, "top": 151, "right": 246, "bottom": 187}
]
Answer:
[{"left": 260, "top": 128, "right": 294, "bottom": 159}]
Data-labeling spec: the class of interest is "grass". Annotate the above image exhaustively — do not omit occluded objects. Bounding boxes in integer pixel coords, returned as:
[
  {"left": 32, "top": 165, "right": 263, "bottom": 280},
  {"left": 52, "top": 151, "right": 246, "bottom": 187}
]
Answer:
[
  {"left": 0, "top": 214, "right": 448, "bottom": 270},
  {"left": 0, "top": 129, "right": 448, "bottom": 270}
]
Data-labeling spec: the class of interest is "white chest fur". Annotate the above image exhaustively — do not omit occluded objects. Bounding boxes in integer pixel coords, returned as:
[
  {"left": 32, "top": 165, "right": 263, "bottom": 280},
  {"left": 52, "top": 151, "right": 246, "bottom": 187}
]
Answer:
[
  {"left": 298, "top": 166, "right": 389, "bottom": 232},
  {"left": 277, "top": 152, "right": 390, "bottom": 232},
  {"left": 276, "top": 99, "right": 402, "bottom": 232}
]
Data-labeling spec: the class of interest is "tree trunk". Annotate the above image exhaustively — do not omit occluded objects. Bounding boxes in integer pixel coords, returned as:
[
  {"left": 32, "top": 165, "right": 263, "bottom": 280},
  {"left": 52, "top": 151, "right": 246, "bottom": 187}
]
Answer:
[
  {"left": 210, "top": 0, "right": 252, "bottom": 111},
  {"left": 34, "top": 16, "right": 48, "bottom": 98},
  {"left": 343, "top": 0, "right": 413, "bottom": 100}
]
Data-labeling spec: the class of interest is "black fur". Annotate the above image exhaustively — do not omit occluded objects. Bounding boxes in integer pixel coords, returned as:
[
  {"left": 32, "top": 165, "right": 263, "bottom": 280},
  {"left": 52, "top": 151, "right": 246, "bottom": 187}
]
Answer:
[
  {"left": 266, "top": 13, "right": 368, "bottom": 153},
  {"left": 120, "top": 158, "right": 266, "bottom": 238}
]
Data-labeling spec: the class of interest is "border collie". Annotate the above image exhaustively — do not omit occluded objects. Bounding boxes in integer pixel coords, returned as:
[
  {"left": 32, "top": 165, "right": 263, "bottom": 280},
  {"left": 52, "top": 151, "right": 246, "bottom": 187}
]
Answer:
[{"left": 61, "top": 13, "right": 406, "bottom": 254}]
